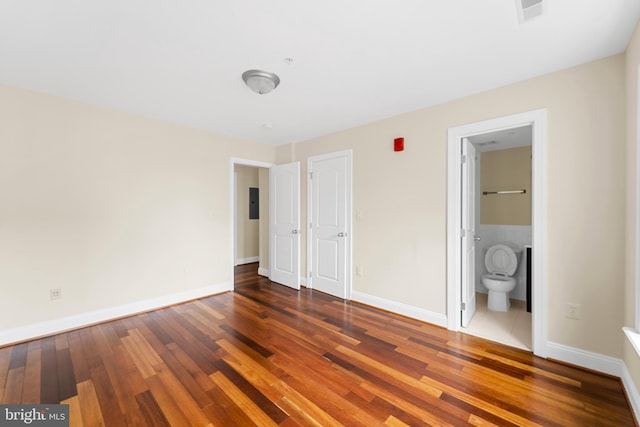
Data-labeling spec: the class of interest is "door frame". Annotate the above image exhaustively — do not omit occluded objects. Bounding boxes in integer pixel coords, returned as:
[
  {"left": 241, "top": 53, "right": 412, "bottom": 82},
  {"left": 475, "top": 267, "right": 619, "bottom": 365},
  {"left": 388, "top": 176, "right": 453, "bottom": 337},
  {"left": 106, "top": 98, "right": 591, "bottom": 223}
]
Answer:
[
  {"left": 307, "top": 149, "right": 353, "bottom": 299},
  {"left": 461, "top": 138, "right": 477, "bottom": 328},
  {"left": 230, "top": 157, "right": 274, "bottom": 289},
  {"left": 446, "top": 109, "right": 548, "bottom": 358}
]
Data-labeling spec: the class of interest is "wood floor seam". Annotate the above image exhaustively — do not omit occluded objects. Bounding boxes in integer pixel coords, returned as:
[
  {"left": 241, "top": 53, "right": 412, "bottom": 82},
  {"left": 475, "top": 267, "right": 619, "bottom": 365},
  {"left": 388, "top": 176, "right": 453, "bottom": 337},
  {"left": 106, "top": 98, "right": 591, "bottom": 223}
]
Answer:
[{"left": 0, "top": 263, "right": 636, "bottom": 426}]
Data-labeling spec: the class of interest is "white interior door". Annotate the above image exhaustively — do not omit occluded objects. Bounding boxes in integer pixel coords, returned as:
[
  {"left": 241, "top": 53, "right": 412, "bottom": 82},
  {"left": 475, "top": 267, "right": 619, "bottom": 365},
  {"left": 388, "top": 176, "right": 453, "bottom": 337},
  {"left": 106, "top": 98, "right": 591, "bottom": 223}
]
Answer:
[
  {"left": 269, "top": 162, "right": 300, "bottom": 289},
  {"left": 309, "top": 151, "right": 351, "bottom": 299},
  {"left": 461, "top": 138, "right": 477, "bottom": 327}
]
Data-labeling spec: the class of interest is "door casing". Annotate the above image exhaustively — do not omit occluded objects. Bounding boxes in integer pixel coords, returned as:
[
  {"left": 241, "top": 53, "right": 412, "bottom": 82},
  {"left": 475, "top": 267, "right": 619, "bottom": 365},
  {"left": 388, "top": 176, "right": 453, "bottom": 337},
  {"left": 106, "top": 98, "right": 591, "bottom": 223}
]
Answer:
[
  {"left": 461, "top": 138, "right": 477, "bottom": 328},
  {"left": 446, "top": 109, "right": 548, "bottom": 358}
]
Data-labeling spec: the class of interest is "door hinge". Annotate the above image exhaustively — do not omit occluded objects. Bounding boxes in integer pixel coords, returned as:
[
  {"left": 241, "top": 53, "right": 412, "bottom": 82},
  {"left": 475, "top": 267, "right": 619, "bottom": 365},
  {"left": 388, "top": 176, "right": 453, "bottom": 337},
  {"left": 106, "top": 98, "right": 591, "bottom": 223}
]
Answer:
[
  {"left": 309, "top": 172, "right": 313, "bottom": 179},
  {"left": 460, "top": 229, "right": 466, "bottom": 238},
  {"left": 461, "top": 302, "right": 466, "bottom": 311},
  {"left": 461, "top": 154, "right": 467, "bottom": 164}
]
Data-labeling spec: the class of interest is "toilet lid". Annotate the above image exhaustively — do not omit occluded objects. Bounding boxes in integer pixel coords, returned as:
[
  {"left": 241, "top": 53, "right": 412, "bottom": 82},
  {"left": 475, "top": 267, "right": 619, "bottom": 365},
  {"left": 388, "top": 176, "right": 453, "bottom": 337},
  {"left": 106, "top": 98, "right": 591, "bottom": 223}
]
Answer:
[{"left": 485, "top": 244, "right": 517, "bottom": 275}]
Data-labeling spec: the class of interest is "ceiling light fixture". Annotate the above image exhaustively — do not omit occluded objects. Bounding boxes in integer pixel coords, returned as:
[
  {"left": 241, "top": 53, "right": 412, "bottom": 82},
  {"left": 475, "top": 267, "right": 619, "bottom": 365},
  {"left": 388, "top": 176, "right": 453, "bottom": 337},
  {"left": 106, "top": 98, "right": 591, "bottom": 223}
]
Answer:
[{"left": 242, "top": 69, "right": 280, "bottom": 95}]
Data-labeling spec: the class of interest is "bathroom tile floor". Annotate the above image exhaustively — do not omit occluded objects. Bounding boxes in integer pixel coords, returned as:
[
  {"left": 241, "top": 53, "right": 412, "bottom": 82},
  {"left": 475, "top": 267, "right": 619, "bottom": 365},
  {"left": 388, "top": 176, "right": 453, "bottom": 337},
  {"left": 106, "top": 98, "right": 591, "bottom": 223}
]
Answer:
[{"left": 462, "top": 292, "right": 532, "bottom": 351}]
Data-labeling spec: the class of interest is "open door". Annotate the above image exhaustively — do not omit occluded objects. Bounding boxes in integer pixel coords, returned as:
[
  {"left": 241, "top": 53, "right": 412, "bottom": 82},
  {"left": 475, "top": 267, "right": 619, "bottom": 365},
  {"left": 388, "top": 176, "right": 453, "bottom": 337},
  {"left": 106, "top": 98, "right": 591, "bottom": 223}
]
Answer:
[
  {"left": 461, "top": 138, "right": 477, "bottom": 327},
  {"left": 269, "top": 162, "right": 300, "bottom": 289}
]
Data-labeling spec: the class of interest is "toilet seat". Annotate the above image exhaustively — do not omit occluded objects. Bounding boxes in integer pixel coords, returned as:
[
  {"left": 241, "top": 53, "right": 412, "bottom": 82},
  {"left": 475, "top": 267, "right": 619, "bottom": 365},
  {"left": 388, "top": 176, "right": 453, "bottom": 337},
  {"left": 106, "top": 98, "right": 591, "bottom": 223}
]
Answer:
[
  {"left": 485, "top": 244, "right": 517, "bottom": 276},
  {"left": 483, "top": 273, "right": 515, "bottom": 281}
]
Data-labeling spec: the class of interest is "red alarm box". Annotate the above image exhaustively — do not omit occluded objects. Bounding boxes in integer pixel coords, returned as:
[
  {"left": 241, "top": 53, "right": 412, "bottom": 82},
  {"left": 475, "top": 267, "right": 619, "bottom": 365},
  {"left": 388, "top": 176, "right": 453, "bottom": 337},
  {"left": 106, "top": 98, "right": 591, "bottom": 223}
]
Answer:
[{"left": 394, "top": 137, "right": 404, "bottom": 152}]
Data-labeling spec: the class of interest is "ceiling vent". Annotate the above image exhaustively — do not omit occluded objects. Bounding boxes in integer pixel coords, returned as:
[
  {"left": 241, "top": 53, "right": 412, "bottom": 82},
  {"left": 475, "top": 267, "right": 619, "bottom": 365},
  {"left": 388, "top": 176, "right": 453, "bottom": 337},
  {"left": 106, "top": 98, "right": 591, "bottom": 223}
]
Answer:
[{"left": 516, "top": 0, "right": 545, "bottom": 24}]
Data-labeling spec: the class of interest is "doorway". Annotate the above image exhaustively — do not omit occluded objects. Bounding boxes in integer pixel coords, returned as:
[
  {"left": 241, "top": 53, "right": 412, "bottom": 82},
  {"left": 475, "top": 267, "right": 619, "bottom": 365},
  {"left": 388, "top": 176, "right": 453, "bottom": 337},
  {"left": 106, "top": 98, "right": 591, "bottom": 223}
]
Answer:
[
  {"left": 231, "top": 158, "right": 273, "bottom": 289},
  {"left": 463, "top": 126, "right": 533, "bottom": 350},
  {"left": 446, "top": 109, "right": 548, "bottom": 358}
]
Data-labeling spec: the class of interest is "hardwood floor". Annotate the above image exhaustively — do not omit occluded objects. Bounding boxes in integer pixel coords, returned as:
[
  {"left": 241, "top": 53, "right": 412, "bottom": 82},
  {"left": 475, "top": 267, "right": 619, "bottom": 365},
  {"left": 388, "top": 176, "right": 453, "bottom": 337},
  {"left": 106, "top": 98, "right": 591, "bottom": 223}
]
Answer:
[{"left": 1, "top": 263, "right": 636, "bottom": 426}]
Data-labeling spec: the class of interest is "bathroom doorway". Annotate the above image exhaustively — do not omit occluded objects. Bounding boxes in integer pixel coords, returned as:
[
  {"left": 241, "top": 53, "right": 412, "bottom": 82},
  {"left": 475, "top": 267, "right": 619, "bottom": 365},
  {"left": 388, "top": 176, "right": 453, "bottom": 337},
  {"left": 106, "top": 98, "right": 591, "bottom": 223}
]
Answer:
[
  {"left": 446, "top": 109, "right": 548, "bottom": 358},
  {"left": 462, "top": 126, "right": 532, "bottom": 350}
]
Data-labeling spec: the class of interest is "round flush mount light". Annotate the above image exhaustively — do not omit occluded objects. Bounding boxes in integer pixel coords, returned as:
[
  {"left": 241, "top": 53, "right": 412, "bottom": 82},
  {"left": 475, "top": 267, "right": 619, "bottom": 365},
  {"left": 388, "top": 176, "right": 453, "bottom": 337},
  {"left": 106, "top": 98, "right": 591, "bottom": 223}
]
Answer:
[{"left": 242, "top": 69, "right": 280, "bottom": 95}]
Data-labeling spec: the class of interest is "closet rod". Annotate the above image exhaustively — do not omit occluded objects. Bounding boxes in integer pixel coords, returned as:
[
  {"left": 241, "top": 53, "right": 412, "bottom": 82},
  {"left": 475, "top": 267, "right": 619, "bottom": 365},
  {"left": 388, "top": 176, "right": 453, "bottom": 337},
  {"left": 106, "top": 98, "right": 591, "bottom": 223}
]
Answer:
[{"left": 482, "top": 189, "right": 526, "bottom": 195}]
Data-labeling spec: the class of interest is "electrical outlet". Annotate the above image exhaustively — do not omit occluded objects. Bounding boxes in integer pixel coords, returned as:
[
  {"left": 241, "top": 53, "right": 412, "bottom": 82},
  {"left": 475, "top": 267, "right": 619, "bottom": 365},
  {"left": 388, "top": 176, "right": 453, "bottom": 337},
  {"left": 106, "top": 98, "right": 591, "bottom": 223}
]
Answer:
[
  {"left": 50, "top": 288, "right": 62, "bottom": 300},
  {"left": 566, "top": 303, "right": 580, "bottom": 320}
]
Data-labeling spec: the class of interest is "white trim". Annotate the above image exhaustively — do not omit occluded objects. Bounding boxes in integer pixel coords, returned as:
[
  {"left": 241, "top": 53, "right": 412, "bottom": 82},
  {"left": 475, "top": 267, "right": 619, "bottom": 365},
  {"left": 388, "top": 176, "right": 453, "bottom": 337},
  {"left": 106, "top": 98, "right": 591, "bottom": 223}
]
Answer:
[
  {"left": 626, "top": 67, "right": 640, "bottom": 371},
  {"left": 230, "top": 157, "right": 274, "bottom": 286},
  {"left": 306, "top": 163, "right": 313, "bottom": 289},
  {"left": 546, "top": 341, "right": 640, "bottom": 422},
  {"left": 625, "top": 66, "right": 640, "bottom": 361},
  {"left": 624, "top": 327, "right": 640, "bottom": 358},
  {"left": 352, "top": 291, "right": 448, "bottom": 328},
  {"left": 234, "top": 171, "right": 237, "bottom": 266},
  {"left": 258, "top": 267, "right": 270, "bottom": 277},
  {"left": 0, "top": 282, "right": 230, "bottom": 346},
  {"left": 446, "top": 136, "right": 462, "bottom": 329},
  {"left": 622, "top": 360, "right": 640, "bottom": 423},
  {"left": 624, "top": 329, "right": 640, "bottom": 425},
  {"left": 635, "top": 65, "right": 640, "bottom": 333},
  {"left": 307, "top": 149, "right": 353, "bottom": 300},
  {"left": 546, "top": 341, "right": 623, "bottom": 377},
  {"left": 235, "top": 256, "right": 259, "bottom": 265},
  {"left": 447, "top": 109, "right": 548, "bottom": 358}
]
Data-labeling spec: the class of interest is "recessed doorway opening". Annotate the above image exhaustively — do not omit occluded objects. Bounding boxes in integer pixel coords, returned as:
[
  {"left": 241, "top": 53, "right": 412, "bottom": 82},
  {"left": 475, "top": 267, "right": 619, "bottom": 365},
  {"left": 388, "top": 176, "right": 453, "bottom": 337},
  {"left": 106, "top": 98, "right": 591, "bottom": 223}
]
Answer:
[
  {"left": 446, "top": 109, "right": 548, "bottom": 358},
  {"left": 463, "top": 125, "right": 532, "bottom": 350}
]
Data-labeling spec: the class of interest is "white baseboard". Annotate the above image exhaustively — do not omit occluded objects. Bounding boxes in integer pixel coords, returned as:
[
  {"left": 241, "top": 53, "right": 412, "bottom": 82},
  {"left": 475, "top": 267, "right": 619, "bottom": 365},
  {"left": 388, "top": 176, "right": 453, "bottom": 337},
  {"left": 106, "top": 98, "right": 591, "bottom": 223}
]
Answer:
[
  {"left": 621, "top": 361, "right": 640, "bottom": 424},
  {"left": 546, "top": 342, "right": 640, "bottom": 424},
  {"left": 351, "top": 290, "right": 448, "bottom": 328},
  {"left": 0, "top": 281, "right": 231, "bottom": 347},
  {"left": 235, "top": 256, "right": 259, "bottom": 265},
  {"left": 546, "top": 341, "right": 623, "bottom": 377},
  {"left": 344, "top": 294, "right": 639, "bottom": 423}
]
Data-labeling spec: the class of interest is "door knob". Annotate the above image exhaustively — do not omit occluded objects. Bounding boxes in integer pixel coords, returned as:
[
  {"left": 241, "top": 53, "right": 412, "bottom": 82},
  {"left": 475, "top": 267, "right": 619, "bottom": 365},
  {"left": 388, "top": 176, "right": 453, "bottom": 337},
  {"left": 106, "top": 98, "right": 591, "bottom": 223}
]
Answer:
[
  {"left": 292, "top": 229, "right": 299, "bottom": 234},
  {"left": 337, "top": 232, "right": 347, "bottom": 237},
  {"left": 474, "top": 236, "right": 481, "bottom": 241}
]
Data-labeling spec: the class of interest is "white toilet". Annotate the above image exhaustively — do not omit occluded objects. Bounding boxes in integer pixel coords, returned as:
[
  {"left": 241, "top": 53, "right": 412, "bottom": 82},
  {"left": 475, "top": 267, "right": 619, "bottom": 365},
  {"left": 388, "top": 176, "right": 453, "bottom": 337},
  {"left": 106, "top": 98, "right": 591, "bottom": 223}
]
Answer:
[{"left": 482, "top": 244, "right": 520, "bottom": 312}]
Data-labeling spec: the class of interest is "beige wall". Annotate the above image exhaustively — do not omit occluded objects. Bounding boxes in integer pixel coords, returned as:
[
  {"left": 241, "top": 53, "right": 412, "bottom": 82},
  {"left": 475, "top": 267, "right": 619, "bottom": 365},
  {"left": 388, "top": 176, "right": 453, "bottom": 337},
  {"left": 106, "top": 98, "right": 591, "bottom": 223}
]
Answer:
[
  {"left": 235, "top": 165, "right": 259, "bottom": 261},
  {"left": 0, "top": 84, "right": 274, "bottom": 332},
  {"left": 625, "top": 18, "right": 640, "bottom": 402},
  {"left": 278, "top": 53, "right": 626, "bottom": 357},
  {"left": 480, "top": 146, "right": 532, "bottom": 225},
  {"left": 0, "top": 31, "right": 633, "bottom": 384}
]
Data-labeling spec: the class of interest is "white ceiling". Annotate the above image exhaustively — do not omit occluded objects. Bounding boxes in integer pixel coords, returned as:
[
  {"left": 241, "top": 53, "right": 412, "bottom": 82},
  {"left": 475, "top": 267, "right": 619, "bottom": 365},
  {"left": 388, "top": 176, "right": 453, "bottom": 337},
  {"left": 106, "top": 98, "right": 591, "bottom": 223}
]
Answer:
[
  {"left": 469, "top": 125, "right": 532, "bottom": 152},
  {"left": 0, "top": 1, "right": 638, "bottom": 146}
]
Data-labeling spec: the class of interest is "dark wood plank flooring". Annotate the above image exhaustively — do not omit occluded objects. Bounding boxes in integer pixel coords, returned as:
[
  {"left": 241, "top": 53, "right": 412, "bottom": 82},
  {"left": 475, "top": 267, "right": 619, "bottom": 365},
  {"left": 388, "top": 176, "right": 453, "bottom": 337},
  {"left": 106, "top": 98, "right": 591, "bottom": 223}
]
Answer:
[{"left": 0, "top": 263, "right": 636, "bottom": 426}]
